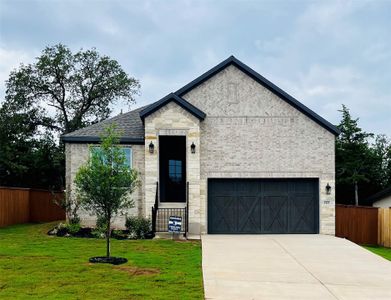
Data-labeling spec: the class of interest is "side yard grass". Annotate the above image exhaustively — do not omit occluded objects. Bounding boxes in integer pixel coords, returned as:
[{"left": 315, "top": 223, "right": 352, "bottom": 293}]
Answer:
[
  {"left": 0, "top": 223, "right": 203, "bottom": 299},
  {"left": 364, "top": 245, "right": 391, "bottom": 261}
]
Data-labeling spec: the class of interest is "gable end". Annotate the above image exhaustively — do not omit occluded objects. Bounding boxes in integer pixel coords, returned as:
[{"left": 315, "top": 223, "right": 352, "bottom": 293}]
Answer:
[
  {"left": 175, "top": 56, "right": 340, "bottom": 136},
  {"left": 139, "top": 93, "right": 206, "bottom": 121}
]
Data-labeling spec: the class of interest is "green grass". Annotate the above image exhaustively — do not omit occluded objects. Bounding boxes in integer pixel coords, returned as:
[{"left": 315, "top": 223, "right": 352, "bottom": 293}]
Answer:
[
  {"left": 0, "top": 223, "right": 203, "bottom": 299},
  {"left": 364, "top": 245, "right": 391, "bottom": 261}
]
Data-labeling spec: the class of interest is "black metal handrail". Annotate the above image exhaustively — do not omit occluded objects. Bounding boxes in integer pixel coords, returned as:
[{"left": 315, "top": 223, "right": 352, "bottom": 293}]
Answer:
[
  {"left": 185, "top": 181, "right": 189, "bottom": 237},
  {"left": 151, "top": 181, "right": 158, "bottom": 233},
  {"left": 155, "top": 207, "right": 187, "bottom": 233},
  {"left": 151, "top": 181, "right": 189, "bottom": 237}
]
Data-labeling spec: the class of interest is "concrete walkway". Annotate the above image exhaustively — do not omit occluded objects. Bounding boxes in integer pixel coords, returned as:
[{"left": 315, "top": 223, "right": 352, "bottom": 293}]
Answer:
[{"left": 202, "top": 235, "right": 391, "bottom": 300}]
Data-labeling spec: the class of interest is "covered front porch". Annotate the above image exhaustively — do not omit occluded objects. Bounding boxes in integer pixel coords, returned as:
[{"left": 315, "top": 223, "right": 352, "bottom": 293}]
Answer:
[{"left": 140, "top": 94, "right": 205, "bottom": 236}]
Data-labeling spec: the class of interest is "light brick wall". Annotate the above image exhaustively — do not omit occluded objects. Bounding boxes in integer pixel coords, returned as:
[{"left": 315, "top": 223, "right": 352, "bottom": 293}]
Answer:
[
  {"left": 65, "top": 143, "right": 145, "bottom": 228},
  {"left": 181, "top": 65, "right": 336, "bottom": 234},
  {"left": 144, "top": 102, "right": 201, "bottom": 234},
  {"left": 66, "top": 64, "right": 336, "bottom": 235}
]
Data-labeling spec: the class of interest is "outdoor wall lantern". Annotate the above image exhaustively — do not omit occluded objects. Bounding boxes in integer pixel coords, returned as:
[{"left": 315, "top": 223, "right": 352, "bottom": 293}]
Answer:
[
  {"left": 326, "top": 183, "right": 331, "bottom": 195},
  {"left": 149, "top": 141, "right": 155, "bottom": 154},
  {"left": 190, "top": 142, "right": 196, "bottom": 154}
]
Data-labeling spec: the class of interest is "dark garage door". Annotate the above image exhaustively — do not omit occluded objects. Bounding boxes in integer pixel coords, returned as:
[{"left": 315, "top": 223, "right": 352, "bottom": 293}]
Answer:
[{"left": 208, "top": 179, "right": 319, "bottom": 234}]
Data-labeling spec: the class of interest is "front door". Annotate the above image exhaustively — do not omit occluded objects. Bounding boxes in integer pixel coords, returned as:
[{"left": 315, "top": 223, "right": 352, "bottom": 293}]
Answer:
[{"left": 159, "top": 136, "right": 186, "bottom": 202}]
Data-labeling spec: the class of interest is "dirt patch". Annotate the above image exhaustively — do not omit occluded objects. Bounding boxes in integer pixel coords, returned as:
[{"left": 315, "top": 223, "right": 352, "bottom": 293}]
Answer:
[
  {"left": 0, "top": 255, "right": 52, "bottom": 260},
  {"left": 175, "top": 240, "right": 200, "bottom": 244},
  {"left": 115, "top": 265, "right": 160, "bottom": 276}
]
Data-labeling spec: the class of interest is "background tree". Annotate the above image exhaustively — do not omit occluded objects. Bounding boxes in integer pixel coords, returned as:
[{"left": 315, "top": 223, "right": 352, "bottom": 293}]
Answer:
[
  {"left": 336, "top": 105, "right": 375, "bottom": 205},
  {"left": 75, "top": 126, "right": 139, "bottom": 258},
  {"left": 4, "top": 43, "right": 140, "bottom": 133},
  {"left": 0, "top": 104, "right": 64, "bottom": 188},
  {"left": 371, "top": 134, "right": 391, "bottom": 188},
  {"left": 0, "top": 44, "right": 139, "bottom": 189}
]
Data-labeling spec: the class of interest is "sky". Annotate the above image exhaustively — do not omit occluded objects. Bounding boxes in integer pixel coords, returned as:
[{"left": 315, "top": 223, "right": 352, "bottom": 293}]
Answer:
[{"left": 0, "top": 0, "right": 390, "bottom": 135}]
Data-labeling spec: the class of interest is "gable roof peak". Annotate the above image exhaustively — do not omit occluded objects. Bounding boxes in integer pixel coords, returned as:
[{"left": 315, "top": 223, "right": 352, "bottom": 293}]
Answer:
[
  {"left": 139, "top": 92, "right": 206, "bottom": 121},
  {"left": 175, "top": 56, "right": 340, "bottom": 136}
]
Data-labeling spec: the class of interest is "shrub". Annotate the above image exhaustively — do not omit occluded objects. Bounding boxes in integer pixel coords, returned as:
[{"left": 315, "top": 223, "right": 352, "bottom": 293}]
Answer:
[
  {"left": 92, "top": 215, "right": 108, "bottom": 238},
  {"left": 65, "top": 222, "right": 81, "bottom": 235},
  {"left": 69, "top": 215, "right": 80, "bottom": 225},
  {"left": 125, "top": 216, "right": 151, "bottom": 239},
  {"left": 50, "top": 222, "right": 68, "bottom": 236}
]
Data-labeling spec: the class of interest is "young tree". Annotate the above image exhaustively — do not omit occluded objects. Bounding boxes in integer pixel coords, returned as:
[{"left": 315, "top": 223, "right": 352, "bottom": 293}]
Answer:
[
  {"left": 75, "top": 126, "right": 139, "bottom": 258},
  {"left": 4, "top": 43, "right": 140, "bottom": 134},
  {"left": 336, "top": 105, "right": 374, "bottom": 205}
]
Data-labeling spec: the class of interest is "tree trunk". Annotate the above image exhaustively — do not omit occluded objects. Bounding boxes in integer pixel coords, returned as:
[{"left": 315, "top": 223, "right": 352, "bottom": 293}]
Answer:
[
  {"left": 354, "top": 181, "right": 359, "bottom": 206},
  {"left": 106, "top": 217, "right": 111, "bottom": 258}
]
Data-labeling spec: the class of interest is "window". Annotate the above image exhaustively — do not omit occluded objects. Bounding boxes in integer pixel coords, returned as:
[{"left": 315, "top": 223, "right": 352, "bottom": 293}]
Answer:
[
  {"left": 90, "top": 147, "right": 132, "bottom": 168},
  {"left": 168, "top": 160, "right": 182, "bottom": 183}
]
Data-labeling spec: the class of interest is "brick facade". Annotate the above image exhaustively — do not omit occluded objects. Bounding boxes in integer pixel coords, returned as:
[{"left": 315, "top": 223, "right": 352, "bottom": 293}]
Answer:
[
  {"left": 65, "top": 143, "right": 145, "bottom": 228},
  {"left": 65, "top": 64, "right": 335, "bottom": 234},
  {"left": 181, "top": 65, "right": 335, "bottom": 234}
]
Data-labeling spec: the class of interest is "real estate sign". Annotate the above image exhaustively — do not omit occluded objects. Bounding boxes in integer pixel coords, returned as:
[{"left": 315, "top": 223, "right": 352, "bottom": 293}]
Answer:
[{"left": 168, "top": 216, "right": 182, "bottom": 233}]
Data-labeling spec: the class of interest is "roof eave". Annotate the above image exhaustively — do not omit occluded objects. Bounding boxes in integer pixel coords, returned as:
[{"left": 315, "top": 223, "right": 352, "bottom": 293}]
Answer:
[
  {"left": 60, "top": 135, "right": 145, "bottom": 144},
  {"left": 367, "top": 186, "right": 391, "bottom": 203},
  {"left": 139, "top": 93, "right": 206, "bottom": 121}
]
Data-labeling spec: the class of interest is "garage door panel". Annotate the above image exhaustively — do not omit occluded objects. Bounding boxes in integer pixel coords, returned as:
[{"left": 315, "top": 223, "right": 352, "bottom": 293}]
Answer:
[
  {"left": 262, "top": 195, "right": 289, "bottom": 233},
  {"left": 208, "top": 179, "right": 319, "bottom": 234},
  {"left": 208, "top": 196, "right": 237, "bottom": 233},
  {"left": 237, "top": 196, "right": 261, "bottom": 233},
  {"left": 262, "top": 181, "right": 289, "bottom": 193},
  {"left": 209, "top": 182, "right": 236, "bottom": 196},
  {"left": 289, "top": 195, "right": 316, "bottom": 233}
]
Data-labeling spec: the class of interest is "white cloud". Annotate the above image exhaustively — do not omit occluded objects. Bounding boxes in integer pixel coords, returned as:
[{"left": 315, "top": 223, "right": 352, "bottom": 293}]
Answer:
[
  {"left": 273, "top": 63, "right": 391, "bottom": 135},
  {"left": 0, "top": 48, "right": 36, "bottom": 101},
  {"left": 0, "top": 0, "right": 390, "bottom": 136}
]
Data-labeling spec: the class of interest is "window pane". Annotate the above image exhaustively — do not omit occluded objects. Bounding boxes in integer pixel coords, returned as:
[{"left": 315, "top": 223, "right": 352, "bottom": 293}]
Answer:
[
  {"left": 90, "top": 146, "right": 132, "bottom": 168},
  {"left": 122, "top": 148, "right": 132, "bottom": 167},
  {"left": 91, "top": 146, "right": 106, "bottom": 163},
  {"left": 168, "top": 160, "right": 182, "bottom": 183}
]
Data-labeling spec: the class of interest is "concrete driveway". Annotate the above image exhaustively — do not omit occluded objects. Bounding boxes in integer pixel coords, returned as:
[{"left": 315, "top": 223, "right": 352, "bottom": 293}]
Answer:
[{"left": 202, "top": 235, "right": 391, "bottom": 300}]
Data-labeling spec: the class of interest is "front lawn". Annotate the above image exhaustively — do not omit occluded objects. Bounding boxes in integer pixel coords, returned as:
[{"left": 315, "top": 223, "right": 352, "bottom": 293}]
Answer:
[
  {"left": 0, "top": 223, "right": 203, "bottom": 299},
  {"left": 364, "top": 245, "right": 391, "bottom": 261}
]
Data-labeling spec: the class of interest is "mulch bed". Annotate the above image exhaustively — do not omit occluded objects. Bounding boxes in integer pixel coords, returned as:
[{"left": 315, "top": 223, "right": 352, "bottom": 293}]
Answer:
[
  {"left": 47, "top": 225, "right": 155, "bottom": 240},
  {"left": 89, "top": 256, "right": 128, "bottom": 265}
]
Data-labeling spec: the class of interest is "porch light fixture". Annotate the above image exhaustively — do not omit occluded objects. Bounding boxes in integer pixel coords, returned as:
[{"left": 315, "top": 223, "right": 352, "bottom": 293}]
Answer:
[
  {"left": 326, "top": 183, "right": 331, "bottom": 195},
  {"left": 149, "top": 141, "right": 155, "bottom": 154},
  {"left": 190, "top": 142, "right": 196, "bottom": 154}
]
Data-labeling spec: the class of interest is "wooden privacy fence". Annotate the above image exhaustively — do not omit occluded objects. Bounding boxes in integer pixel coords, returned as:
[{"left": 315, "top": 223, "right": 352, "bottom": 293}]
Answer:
[
  {"left": 0, "top": 187, "right": 65, "bottom": 227},
  {"left": 335, "top": 204, "right": 378, "bottom": 245},
  {"left": 336, "top": 204, "right": 391, "bottom": 247},
  {"left": 378, "top": 208, "right": 391, "bottom": 247}
]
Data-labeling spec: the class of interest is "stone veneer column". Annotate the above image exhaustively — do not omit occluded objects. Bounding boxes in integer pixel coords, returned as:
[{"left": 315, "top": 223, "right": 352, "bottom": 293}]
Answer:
[
  {"left": 143, "top": 102, "right": 201, "bottom": 234},
  {"left": 319, "top": 176, "right": 336, "bottom": 235}
]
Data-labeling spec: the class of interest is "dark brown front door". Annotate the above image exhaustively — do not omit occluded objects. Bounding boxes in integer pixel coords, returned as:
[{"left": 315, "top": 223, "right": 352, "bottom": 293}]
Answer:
[{"left": 159, "top": 136, "right": 186, "bottom": 202}]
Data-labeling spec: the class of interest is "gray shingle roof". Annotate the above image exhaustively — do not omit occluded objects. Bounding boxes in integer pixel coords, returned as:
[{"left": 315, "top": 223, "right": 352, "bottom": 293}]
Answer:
[{"left": 61, "top": 106, "right": 146, "bottom": 144}]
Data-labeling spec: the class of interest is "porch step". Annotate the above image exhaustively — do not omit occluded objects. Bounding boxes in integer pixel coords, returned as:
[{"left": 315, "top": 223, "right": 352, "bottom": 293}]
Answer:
[{"left": 154, "top": 232, "right": 187, "bottom": 240}]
